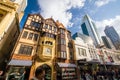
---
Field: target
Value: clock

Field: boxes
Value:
[45,48,51,55]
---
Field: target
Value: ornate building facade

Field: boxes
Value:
[8,14,77,80]
[0,0,27,72]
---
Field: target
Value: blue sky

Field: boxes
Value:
[20,0,120,36]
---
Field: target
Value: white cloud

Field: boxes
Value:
[95,15,120,36]
[95,0,115,7]
[37,0,85,27]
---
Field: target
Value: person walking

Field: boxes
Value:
[31,67,45,80]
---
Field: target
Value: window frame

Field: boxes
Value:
[22,31,28,38]
[34,34,38,41]
[18,44,33,55]
[28,33,33,40]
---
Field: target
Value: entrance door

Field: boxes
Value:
[36,64,51,80]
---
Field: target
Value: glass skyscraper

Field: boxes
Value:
[101,36,115,49]
[104,26,120,50]
[81,14,102,47]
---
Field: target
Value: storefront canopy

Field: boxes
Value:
[8,59,32,66]
[57,63,77,68]
[87,59,100,64]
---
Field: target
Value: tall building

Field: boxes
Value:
[101,36,115,49]
[81,14,102,47]
[0,0,27,72]
[104,26,120,50]
[8,14,77,80]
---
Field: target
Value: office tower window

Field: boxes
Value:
[19,44,33,55]
[22,31,28,38]
[81,23,89,36]
[30,21,40,28]
[104,26,120,50]
[34,34,38,41]
[28,33,33,40]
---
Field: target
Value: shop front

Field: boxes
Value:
[7,59,32,80]
[77,59,100,80]
[55,62,77,80]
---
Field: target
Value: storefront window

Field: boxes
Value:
[8,67,25,80]
[57,67,77,80]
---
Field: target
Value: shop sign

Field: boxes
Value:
[12,54,32,60]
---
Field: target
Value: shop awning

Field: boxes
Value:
[57,63,77,68]
[8,59,32,66]
[87,59,100,64]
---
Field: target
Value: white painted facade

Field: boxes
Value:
[74,37,100,63]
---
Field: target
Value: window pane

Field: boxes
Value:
[45,24,48,29]
[31,21,40,28]
[78,48,80,56]
[18,45,33,55]
[61,39,66,45]
[49,26,52,30]
[34,34,38,41]
[27,47,33,55]
[54,27,57,32]
[18,45,24,54]
[28,33,33,40]
[22,31,28,38]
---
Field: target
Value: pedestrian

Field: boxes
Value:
[31,67,45,80]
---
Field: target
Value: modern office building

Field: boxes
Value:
[8,14,77,80]
[101,36,115,49]
[104,26,120,50]
[81,14,102,47]
[0,0,27,72]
